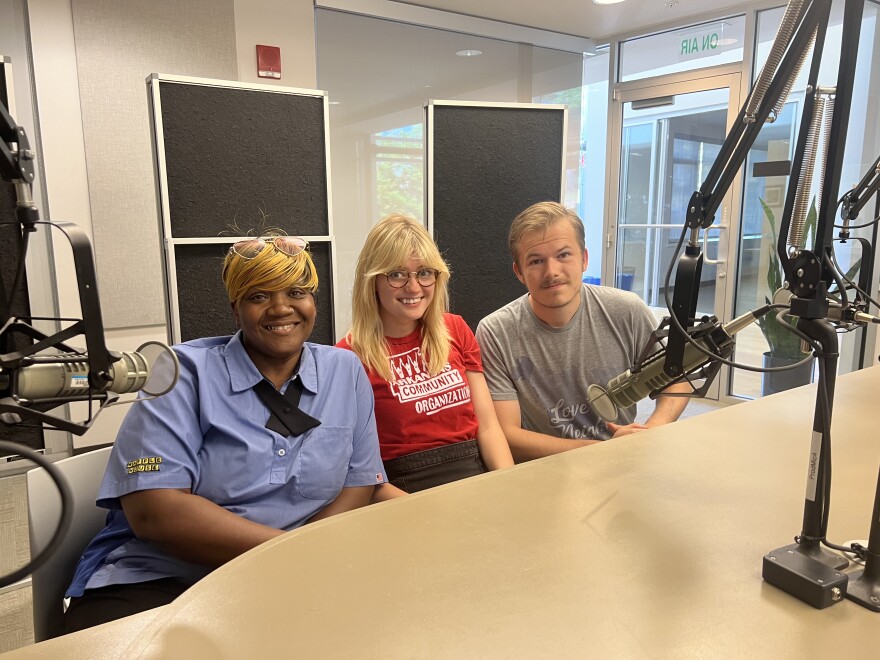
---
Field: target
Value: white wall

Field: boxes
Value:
[233,0,317,88]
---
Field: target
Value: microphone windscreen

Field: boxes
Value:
[135,341,180,397]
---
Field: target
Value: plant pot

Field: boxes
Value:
[760,352,814,397]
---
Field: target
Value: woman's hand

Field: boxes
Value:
[467,371,515,470]
[121,488,284,568]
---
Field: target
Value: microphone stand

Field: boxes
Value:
[839,158,880,612]
[1,77,120,434]
[661,0,879,609]
[847,469,880,610]
[761,313,851,607]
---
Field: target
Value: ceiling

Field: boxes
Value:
[394,0,756,42]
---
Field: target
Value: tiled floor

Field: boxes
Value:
[0,474,34,653]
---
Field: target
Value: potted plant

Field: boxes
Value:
[756,197,815,395]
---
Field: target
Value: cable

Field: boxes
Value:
[659,223,817,374]
[830,242,880,311]
[822,539,868,561]
[772,308,823,352]
[833,214,880,231]
[0,441,73,589]
[834,180,880,229]
[824,252,849,307]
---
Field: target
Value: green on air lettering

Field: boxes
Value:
[681,38,697,54]
[681,33,719,56]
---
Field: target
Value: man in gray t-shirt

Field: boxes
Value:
[475,202,689,462]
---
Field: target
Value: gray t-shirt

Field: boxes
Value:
[475,284,657,440]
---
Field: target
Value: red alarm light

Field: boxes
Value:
[256,45,281,79]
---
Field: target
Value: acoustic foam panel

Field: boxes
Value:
[157,82,329,238]
[430,105,564,331]
[0,171,43,451]
[174,242,334,346]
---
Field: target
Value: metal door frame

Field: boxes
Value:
[606,66,744,400]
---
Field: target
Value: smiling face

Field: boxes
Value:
[513,220,588,327]
[375,256,436,338]
[232,279,316,385]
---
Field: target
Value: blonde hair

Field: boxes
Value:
[348,214,450,381]
[509,201,586,265]
[222,233,319,304]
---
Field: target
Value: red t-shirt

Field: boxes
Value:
[336,314,482,461]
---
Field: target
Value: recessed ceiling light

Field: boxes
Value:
[593,0,627,4]
[456,49,482,57]
[329,101,341,105]
[717,37,738,46]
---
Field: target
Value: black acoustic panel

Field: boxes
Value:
[431,105,564,331]
[0,185,29,322]
[0,65,7,108]
[1,171,43,451]
[174,242,334,346]
[158,82,329,238]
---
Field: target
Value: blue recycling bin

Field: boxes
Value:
[582,273,633,291]
[616,272,634,291]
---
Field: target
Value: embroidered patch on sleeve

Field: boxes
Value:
[127,456,163,474]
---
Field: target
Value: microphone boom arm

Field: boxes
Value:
[1,89,122,434]
[666,0,833,375]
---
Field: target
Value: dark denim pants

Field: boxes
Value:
[383,439,487,493]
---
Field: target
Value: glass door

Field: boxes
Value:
[608,72,742,400]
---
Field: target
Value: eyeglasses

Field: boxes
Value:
[230,236,308,260]
[384,268,439,288]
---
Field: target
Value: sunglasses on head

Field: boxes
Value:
[229,236,308,260]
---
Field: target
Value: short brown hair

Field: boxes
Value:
[508,201,586,264]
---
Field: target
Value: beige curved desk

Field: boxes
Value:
[7,366,880,658]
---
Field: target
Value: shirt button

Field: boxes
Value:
[277,449,286,457]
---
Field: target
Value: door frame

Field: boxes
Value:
[605,65,744,400]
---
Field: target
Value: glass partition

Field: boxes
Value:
[316,9,585,336]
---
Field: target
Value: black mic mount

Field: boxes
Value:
[0,59,178,594]
[1,86,127,435]
[659,0,880,610]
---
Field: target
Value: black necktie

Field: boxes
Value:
[253,377,321,437]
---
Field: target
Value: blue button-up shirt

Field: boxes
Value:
[67,332,385,597]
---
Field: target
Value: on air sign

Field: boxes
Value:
[679,30,722,59]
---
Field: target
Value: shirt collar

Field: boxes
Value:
[224,331,318,394]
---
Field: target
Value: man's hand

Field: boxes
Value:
[607,422,649,438]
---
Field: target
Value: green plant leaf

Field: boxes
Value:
[756,196,810,359]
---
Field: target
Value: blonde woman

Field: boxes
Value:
[338,215,513,494]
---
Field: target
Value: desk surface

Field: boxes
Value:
[7,367,880,658]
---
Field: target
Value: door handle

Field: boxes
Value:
[702,224,727,266]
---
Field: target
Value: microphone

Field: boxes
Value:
[587,308,768,423]
[1,341,179,403]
